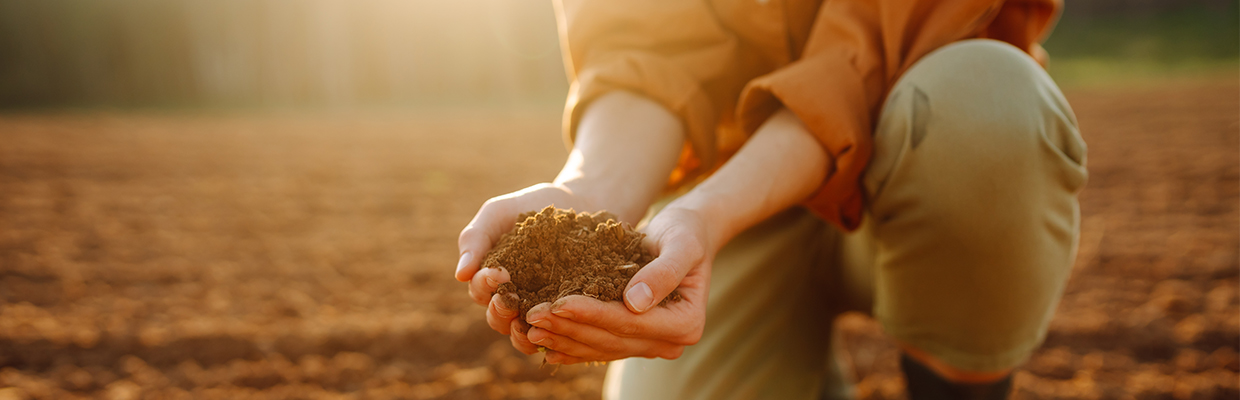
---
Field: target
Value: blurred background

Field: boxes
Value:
[0,1,1236,399]
[0,0,1234,109]
[0,0,567,108]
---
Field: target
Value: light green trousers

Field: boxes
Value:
[604,39,1088,400]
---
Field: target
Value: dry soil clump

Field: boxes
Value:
[483,206,680,320]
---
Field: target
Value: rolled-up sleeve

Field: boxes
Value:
[556,0,761,181]
[558,0,1061,231]
[736,0,1056,230]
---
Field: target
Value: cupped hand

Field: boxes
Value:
[516,206,714,364]
[457,183,596,335]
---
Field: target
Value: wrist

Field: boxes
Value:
[555,178,646,224]
[662,192,732,254]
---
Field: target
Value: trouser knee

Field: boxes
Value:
[868,39,1087,217]
[863,39,1087,372]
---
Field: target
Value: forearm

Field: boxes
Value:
[553,91,684,223]
[665,109,829,253]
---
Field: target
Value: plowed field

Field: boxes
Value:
[1,81,1237,399]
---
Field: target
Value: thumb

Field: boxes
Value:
[624,235,700,313]
[455,202,519,282]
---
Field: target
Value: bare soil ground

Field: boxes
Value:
[0,81,1236,399]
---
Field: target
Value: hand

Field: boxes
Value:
[487,107,826,363]
[456,183,597,339]
[517,206,713,364]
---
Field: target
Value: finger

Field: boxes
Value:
[510,333,539,355]
[509,319,540,355]
[526,326,606,360]
[529,309,687,359]
[468,267,510,305]
[527,303,667,353]
[547,295,702,346]
[457,183,582,282]
[543,349,587,365]
[527,321,682,361]
[456,200,519,282]
[455,227,488,282]
[625,228,704,313]
[486,293,519,334]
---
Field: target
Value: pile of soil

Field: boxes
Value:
[482,206,680,320]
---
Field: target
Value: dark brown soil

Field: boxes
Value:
[484,206,679,321]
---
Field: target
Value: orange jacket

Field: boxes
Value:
[556,0,1061,230]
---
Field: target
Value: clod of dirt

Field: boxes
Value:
[482,206,681,322]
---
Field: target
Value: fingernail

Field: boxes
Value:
[551,309,575,319]
[530,330,551,346]
[530,318,551,329]
[455,252,473,275]
[494,302,514,318]
[626,282,653,313]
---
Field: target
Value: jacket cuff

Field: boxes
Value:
[737,52,872,230]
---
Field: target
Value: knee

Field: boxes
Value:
[869,39,1087,215]
[863,44,1088,372]
[894,39,1065,125]
[905,40,1080,159]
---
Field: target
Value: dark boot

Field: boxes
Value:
[900,354,1013,400]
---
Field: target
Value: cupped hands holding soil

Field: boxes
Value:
[482,206,681,324]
